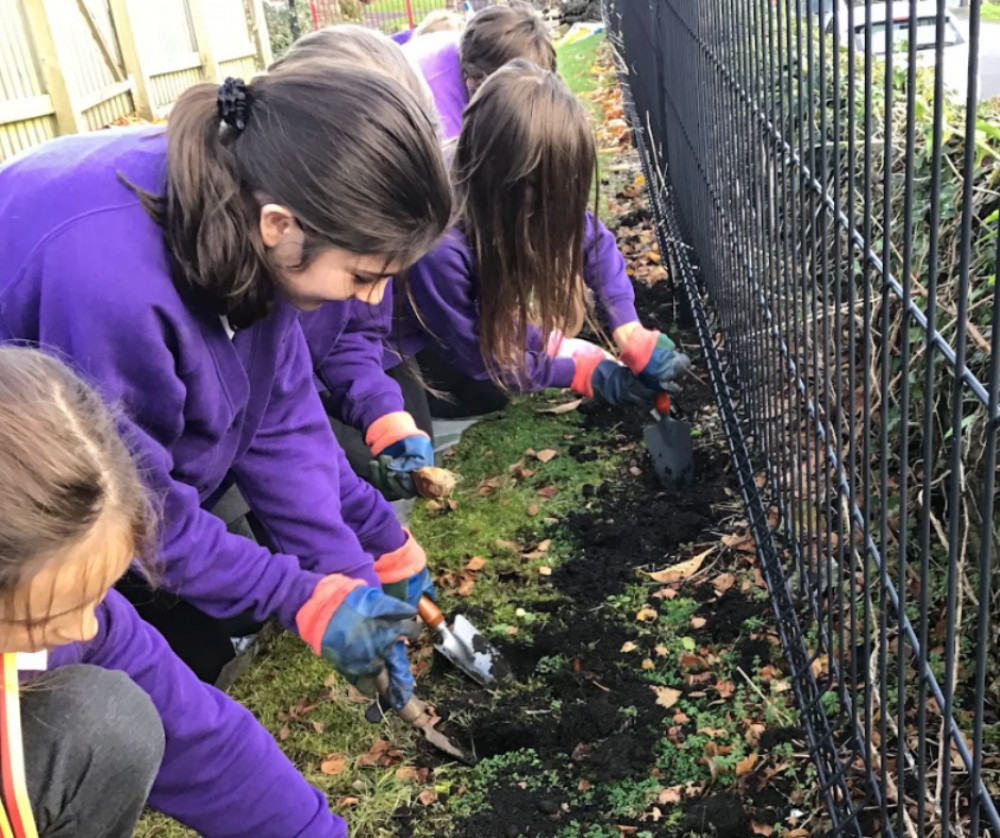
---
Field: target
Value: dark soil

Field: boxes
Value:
[404,277,808,837]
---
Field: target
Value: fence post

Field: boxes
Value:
[107,0,154,120]
[21,0,84,135]
[245,0,274,69]
[185,0,221,83]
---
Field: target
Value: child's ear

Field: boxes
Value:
[258,204,298,249]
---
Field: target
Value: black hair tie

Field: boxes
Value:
[218,77,251,133]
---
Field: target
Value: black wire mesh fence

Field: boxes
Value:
[605,0,1000,835]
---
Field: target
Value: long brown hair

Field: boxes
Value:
[453,59,598,384]
[0,347,157,593]
[135,60,451,328]
[459,5,556,91]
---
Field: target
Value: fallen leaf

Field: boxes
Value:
[538,566,552,576]
[690,616,707,629]
[395,765,419,782]
[279,725,290,741]
[713,573,737,594]
[578,779,592,792]
[641,658,655,670]
[537,485,559,499]
[647,250,661,263]
[321,754,347,775]
[651,686,681,709]
[418,789,438,806]
[644,547,713,584]
[527,504,540,516]
[673,711,690,723]
[494,538,520,553]
[357,739,402,768]
[654,645,669,657]
[617,827,638,834]
[537,539,552,553]
[810,655,829,678]
[744,723,767,747]
[636,608,658,623]
[657,786,683,804]
[412,467,457,499]
[751,823,774,836]
[715,680,736,699]
[620,641,638,653]
[312,721,326,733]
[785,830,810,838]
[536,399,583,415]
[679,654,709,670]
[337,796,360,807]
[535,449,559,463]
[457,574,476,596]
[571,742,593,762]
[736,753,758,777]
[507,625,519,635]
[465,556,486,572]
[722,532,755,554]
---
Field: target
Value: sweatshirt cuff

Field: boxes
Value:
[373,530,427,585]
[296,575,366,655]
[548,356,576,389]
[365,411,429,457]
[620,326,659,375]
[570,354,603,398]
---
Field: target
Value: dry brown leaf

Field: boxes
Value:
[537,539,552,553]
[647,250,661,263]
[312,721,326,734]
[395,765,419,782]
[679,654,709,671]
[494,538,520,553]
[651,686,681,709]
[321,754,347,776]
[620,641,638,653]
[713,573,737,594]
[715,680,736,698]
[744,723,767,747]
[617,827,638,834]
[418,789,438,806]
[657,786,683,804]
[644,547,713,584]
[641,658,655,670]
[810,655,829,678]
[751,823,774,836]
[457,574,476,596]
[527,504,540,516]
[636,608,658,623]
[537,485,559,499]
[538,566,553,577]
[654,644,669,657]
[279,725,290,741]
[578,779,592,792]
[736,753,758,777]
[536,399,583,415]
[535,449,559,463]
[785,830,810,838]
[690,616,707,629]
[465,556,486,572]
[412,467,458,499]
[337,796,360,807]
[652,587,678,600]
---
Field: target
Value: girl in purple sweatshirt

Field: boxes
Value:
[0,60,450,700]
[307,61,689,495]
[0,347,350,838]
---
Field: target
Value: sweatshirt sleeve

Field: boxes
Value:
[0,220,322,631]
[304,299,406,435]
[583,213,640,330]
[408,234,576,392]
[229,322,381,587]
[84,591,345,838]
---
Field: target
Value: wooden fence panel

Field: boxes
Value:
[0,0,271,162]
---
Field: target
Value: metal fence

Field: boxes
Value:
[606,0,1000,835]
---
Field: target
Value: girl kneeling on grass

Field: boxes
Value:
[306,60,689,498]
[0,61,449,696]
[0,347,352,837]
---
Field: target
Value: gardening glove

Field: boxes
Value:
[571,355,658,406]
[382,640,416,710]
[296,577,420,707]
[620,326,690,391]
[365,411,434,500]
[374,529,437,609]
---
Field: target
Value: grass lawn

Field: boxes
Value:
[981,2,1000,23]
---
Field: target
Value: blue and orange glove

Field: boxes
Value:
[366,412,434,500]
[571,354,657,406]
[374,530,436,609]
[620,326,691,391]
[297,577,420,710]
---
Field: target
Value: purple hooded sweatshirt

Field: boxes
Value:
[0,129,408,631]
[402,30,468,139]
[306,216,639,434]
[43,590,343,837]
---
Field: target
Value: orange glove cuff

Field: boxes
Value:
[620,326,660,375]
[373,530,427,585]
[296,575,366,655]
[570,353,603,399]
[365,412,429,458]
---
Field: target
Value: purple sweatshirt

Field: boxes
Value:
[402,30,468,139]
[308,217,640,433]
[0,129,407,630]
[43,590,343,837]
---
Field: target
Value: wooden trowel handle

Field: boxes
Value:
[418,596,446,630]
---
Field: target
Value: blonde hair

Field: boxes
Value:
[415,10,466,36]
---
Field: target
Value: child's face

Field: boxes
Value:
[0,515,134,653]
